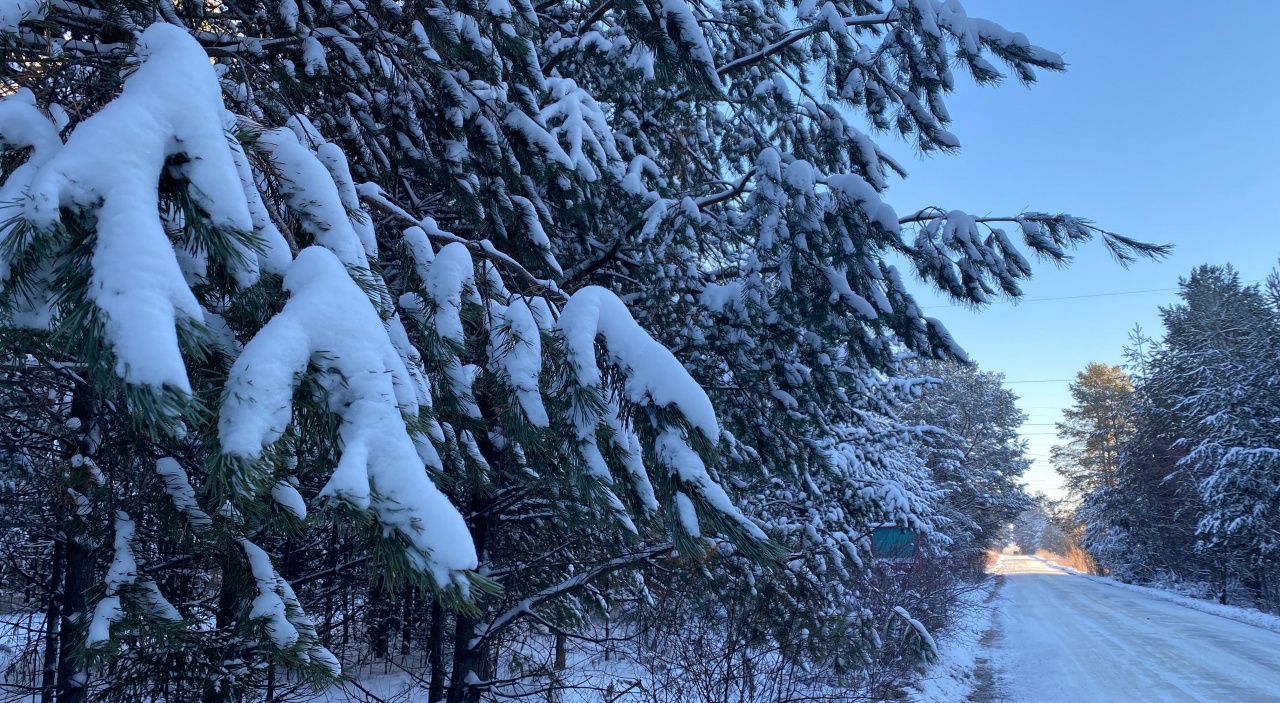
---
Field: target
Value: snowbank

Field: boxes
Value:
[902,580,997,703]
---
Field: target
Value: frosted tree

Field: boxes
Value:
[0,0,1165,700]
[903,361,1031,560]
[1148,266,1280,605]
[1072,268,1280,605]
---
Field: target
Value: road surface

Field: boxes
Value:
[991,556,1280,702]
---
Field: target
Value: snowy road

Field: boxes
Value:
[991,556,1280,702]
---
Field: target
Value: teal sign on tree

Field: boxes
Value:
[871,526,917,560]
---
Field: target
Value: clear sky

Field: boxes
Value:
[882,1,1280,499]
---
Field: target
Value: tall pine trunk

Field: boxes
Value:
[39,538,63,703]
[428,600,446,702]
[447,495,491,703]
[55,382,94,703]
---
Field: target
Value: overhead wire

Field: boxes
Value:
[921,279,1264,310]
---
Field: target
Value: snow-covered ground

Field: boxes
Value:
[903,580,998,703]
[990,555,1280,702]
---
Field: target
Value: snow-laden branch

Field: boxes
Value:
[220,247,477,588]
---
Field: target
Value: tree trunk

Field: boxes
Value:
[447,494,491,703]
[427,600,446,703]
[447,613,484,703]
[368,575,392,662]
[202,556,241,703]
[55,383,94,703]
[55,534,88,703]
[400,584,416,657]
[39,538,63,703]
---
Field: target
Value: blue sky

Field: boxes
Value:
[882,1,1280,498]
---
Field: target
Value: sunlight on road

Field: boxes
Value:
[990,556,1280,702]
[995,556,1068,576]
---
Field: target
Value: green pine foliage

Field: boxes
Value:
[0,1,1161,701]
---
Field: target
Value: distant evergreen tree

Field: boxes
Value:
[1052,363,1134,499]
[1051,362,1136,574]
[903,361,1032,561]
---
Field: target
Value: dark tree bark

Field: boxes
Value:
[55,382,94,703]
[426,599,447,702]
[39,538,63,703]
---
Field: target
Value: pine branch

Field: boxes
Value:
[475,542,675,643]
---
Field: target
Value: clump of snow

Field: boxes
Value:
[240,539,339,674]
[302,37,328,76]
[21,24,256,393]
[487,298,549,427]
[224,112,293,277]
[0,88,61,295]
[540,77,622,183]
[272,479,307,519]
[826,172,900,232]
[557,286,717,441]
[241,539,301,648]
[307,133,378,259]
[403,241,482,419]
[657,0,720,85]
[155,457,213,528]
[220,247,477,586]
[87,512,182,647]
[424,242,475,346]
[258,127,373,272]
[603,403,658,513]
[556,286,765,542]
[401,225,436,281]
[655,429,765,541]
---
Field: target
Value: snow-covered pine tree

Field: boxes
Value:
[1,0,1165,699]
[902,361,1031,561]
[1081,326,1199,583]
[1065,269,1280,606]
[1150,266,1280,606]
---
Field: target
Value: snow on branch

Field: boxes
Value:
[155,457,213,529]
[86,511,182,649]
[557,286,765,545]
[541,76,623,183]
[405,241,482,419]
[0,88,62,324]
[559,286,717,441]
[219,246,477,588]
[240,539,342,674]
[487,297,550,428]
[258,126,374,273]
[18,24,260,393]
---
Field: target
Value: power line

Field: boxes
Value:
[923,279,1265,310]
[923,286,1176,309]
[1004,379,1073,384]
